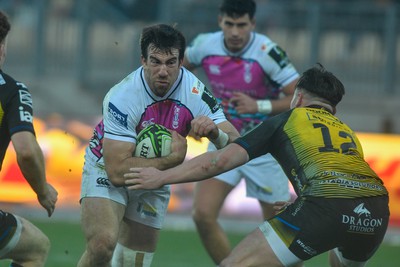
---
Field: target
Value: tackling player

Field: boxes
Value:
[125,64,390,267]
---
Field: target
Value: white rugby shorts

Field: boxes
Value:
[208,142,290,203]
[80,159,170,229]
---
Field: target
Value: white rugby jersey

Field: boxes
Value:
[86,66,226,164]
[186,31,299,134]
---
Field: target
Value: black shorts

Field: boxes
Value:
[0,210,18,250]
[268,195,390,262]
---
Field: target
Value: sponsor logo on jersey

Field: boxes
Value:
[244,62,253,83]
[137,202,157,218]
[341,203,383,233]
[141,118,155,129]
[268,46,290,69]
[201,87,220,114]
[191,80,203,95]
[209,64,221,75]
[108,102,128,128]
[296,239,317,256]
[191,87,199,94]
[353,203,371,217]
[96,177,110,188]
[172,105,180,129]
[89,121,104,160]
[19,106,33,123]
[19,89,33,107]
[16,82,28,89]
[261,43,267,51]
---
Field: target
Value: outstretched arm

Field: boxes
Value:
[124,143,249,190]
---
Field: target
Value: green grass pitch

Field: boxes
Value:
[0,220,398,267]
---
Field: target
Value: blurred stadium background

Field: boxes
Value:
[0,0,399,265]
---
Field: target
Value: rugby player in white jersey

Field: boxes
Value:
[77,24,239,267]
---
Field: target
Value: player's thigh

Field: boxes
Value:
[80,197,125,241]
[3,216,49,262]
[193,178,235,217]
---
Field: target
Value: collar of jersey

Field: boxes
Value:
[306,104,333,114]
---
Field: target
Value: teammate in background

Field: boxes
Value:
[183,0,299,263]
[0,10,58,267]
[77,24,239,267]
[125,64,390,267]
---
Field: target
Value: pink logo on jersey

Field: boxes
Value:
[137,100,193,136]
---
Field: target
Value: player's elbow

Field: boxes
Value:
[106,171,125,187]
[212,153,232,172]
[210,144,248,173]
[15,145,37,163]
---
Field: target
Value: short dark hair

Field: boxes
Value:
[219,0,256,19]
[0,11,11,43]
[140,24,186,61]
[296,63,345,107]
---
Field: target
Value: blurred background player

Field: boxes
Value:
[0,10,58,267]
[183,0,299,264]
[125,63,390,267]
[78,24,239,267]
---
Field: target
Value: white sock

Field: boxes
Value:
[112,243,154,267]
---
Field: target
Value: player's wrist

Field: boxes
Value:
[211,129,229,149]
[257,100,272,114]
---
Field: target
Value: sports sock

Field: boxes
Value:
[112,243,154,267]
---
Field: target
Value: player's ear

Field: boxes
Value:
[332,106,337,115]
[251,18,256,29]
[218,15,223,28]
[290,89,302,109]
[141,55,146,65]
[0,42,4,59]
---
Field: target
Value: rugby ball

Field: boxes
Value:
[134,124,172,158]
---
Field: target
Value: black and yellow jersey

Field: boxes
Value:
[0,70,35,169]
[234,105,388,198]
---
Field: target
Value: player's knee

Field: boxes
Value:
[37,233,50,260]
[219,257,238,267]
[192,206,216,225]
[329,248,347,267]
[112,243,154,267]
[87,235,116,264]
[23,223,50,264]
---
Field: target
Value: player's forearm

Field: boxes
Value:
[17,143,48,197]
[161,144,247,185]
[108,154,185,186]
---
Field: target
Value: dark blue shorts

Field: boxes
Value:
[269,195,390,261]
[0,210,18,250]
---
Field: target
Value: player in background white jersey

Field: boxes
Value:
[77,24,239,267]
[183,0,300,264]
